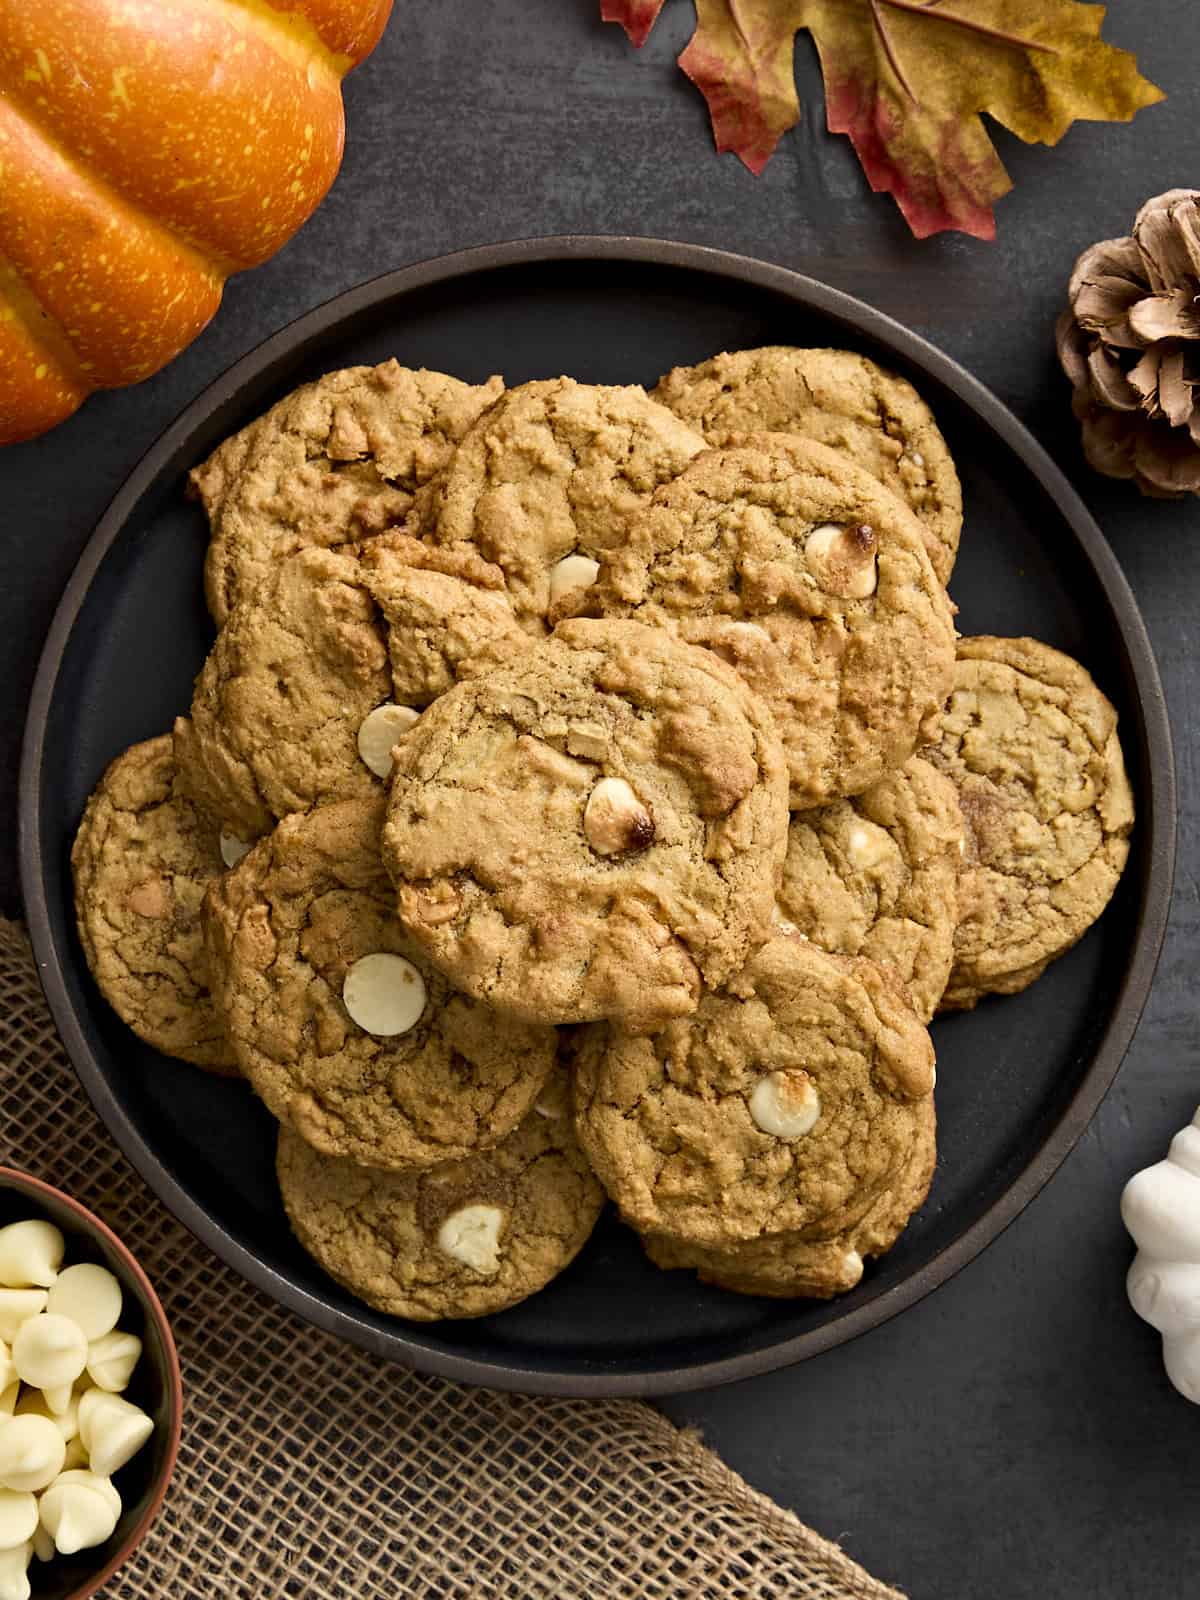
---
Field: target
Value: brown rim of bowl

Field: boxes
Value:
[0,1166,182,1597]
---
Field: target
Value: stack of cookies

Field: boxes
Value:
[71,350,1135,1321]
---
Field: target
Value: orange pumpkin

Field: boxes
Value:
[0,0,392,445]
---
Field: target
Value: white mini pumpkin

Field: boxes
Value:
[1122,1107,1200,1401]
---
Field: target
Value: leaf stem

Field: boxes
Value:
[880,0,1061,56]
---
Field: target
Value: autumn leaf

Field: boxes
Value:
[602,0,1165,239]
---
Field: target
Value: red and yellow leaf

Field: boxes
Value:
[602,0,1165,239]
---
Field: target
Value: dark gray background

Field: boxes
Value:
[3,5,1199,1596]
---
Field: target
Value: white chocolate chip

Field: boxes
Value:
[907,449,925,467]
[86,1330,142,1394]
[39,1386,73,1419]
[357,703,420,779]
[0,1493,35,1554]
[548,553,600,607]
[845,820,894,871]
[31,1526,52,1564]
[583,778,655,857]
[46,1264,122,1344]
[842,1249,864,1280]
[0,1416,65,1493]
[770,905,800,936]
[15,1387,79,1442]
[0,1542,30,1600]
[219,832,252,869]
[436,1205,505,1276]
[78,1392,153,1478]
[54,1472,120,1523]
[75,1388,104,1433]
[0,1390,16,1421]
[749,1070,822,1139]
[56,1469,119,1521]
[38,1473,118,1556]
[0,1224,63,1290]
[805,523,879,600]
[12,1315,87,1392]
[342,953,427,1037]
[0,1295,46,1347]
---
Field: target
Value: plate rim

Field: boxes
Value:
[18,233,1178,1397]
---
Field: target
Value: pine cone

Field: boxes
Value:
[1057,189,1200,499]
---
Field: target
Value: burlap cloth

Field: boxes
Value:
[0,918,903,1600]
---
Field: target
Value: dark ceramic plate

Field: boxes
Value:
[20,238,1176,1397]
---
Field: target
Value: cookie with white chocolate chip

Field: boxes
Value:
[414,377,706,632]
[642,1096,936,1299]
[569,436,956,809]
[196,361,505,625]
[204,797,558,1170]
[276,1073,605,1320]
[652,346,962,584]
[924,635,1135,1010]
[777,758,965,1022]
[381,617,791,1032]
[174,531,526,843]
[572,936,935,1252]
[71,735,237,1073]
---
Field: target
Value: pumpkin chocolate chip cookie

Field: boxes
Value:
[415,377,706,631]
[925,635,1135,1010]
[776,757,965,1022]
[381,617,790,1032]
[195,361,504,624]
[276,1073,604,1320]
[652,346,962,584]
[174,532,525,843]
[71,735,237,1073]
[573,435,956,809]
[642,1096,936,1299]
[204,797,558,1170]
[572,935,935,1249]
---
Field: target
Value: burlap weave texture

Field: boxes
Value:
[0,919,902,1600]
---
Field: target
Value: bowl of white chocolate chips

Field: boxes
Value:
[0,1171,181,1600]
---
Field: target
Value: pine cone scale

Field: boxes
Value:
[1086,343,1142,411]
[1128,288,1200,345]
[1158,349,1193,429]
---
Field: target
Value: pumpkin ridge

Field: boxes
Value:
[0,0,351,271]
[0,91,225,389]
[0,254,90,445]
[200,0,353,78]
[0,55,241,281]
[0,248,88,384]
